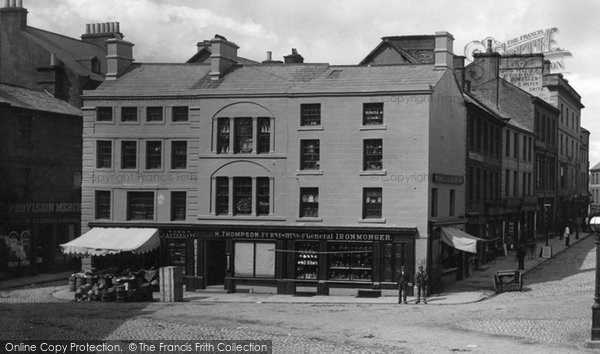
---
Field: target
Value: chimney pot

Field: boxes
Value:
[266,51,272,61]
[10,0,15,7]
[85,24,91,34]
[487,39,493,53]
[95,23,101,33]
[115,22,120,33]
[50,53,58,66]
[3,0,8,8]
[16,0,21,7]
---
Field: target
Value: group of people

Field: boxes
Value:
[397,265,429,304]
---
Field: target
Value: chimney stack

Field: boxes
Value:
[284,48,304,64]
[434,31,454,70]
[105,37,134,80]
[81,21,123,49]
[209,34,239,80]
[0,0,27,30]
[453,55,466,90]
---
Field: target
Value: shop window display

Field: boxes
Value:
[295,242,318,280]
[327,243,372,281]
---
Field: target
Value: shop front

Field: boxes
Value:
[158,226,417,295]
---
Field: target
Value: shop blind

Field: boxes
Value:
[254,243,275,277]
[234,242,254,277]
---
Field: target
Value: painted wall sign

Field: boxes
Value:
[160,229,198,238]
[214,231,392,241]
[464,28,572,74]
[8,203,81,215]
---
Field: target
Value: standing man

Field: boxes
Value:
[565,222,571,247]
[397,265,410,304]
[414,265,429,304]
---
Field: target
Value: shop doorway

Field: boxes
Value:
[206,240,226,285]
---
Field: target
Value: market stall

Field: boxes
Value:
[60,228,160,302]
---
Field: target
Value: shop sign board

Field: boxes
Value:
[160,229,198,238]
[8,202,80,215]
[214,230,392,242]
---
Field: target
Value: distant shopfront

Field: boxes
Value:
[0,202,80,278]
[156,225,416,295]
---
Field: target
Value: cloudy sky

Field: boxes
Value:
[24,0,600,165]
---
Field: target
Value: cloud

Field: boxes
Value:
[22,0,600,166]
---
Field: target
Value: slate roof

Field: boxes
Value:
[591,162,600,172]
[24,27,106,81]
[0,83,82,116]
[464,92,510,121]
[88,63,445,97]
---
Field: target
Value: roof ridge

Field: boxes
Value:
[27,26,105,51]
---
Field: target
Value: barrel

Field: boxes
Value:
[68,276,76,292]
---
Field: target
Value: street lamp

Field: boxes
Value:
[589,214,600,340]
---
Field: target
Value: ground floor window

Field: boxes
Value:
[165,238,187,275]
[295,242,319,279]
[327,243,372,281]
[234,242,275,277]
[381,242,407,282]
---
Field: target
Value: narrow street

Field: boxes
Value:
[0,235,598,353]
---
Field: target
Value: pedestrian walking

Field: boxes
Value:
[397,265,410,304]
[565,225,571,247]
[414,266,429,304]
[561,225,570,241]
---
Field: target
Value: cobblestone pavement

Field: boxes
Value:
[0,237,598,353]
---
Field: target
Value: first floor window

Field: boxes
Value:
[363,102,383,125]
[363,188,382,219]
[233,177,252,215]
[300,103,321,126]
[300,140,320,170]
[95,190,111,219]
[127,191,154,220]
[146,141,162,169]
[171,191,186,221]
[171,141,187,169]
[300,187,319,218]
[364,139,383,170]
[215,177,229,215]
[96,140,112,168]
[256,177,270,216]
[121,141,137,169]
[234,242,275,277]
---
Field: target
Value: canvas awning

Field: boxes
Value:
[60,228,159,256]
[440,227,485,254]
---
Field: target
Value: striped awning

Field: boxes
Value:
[60,228,159,256]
